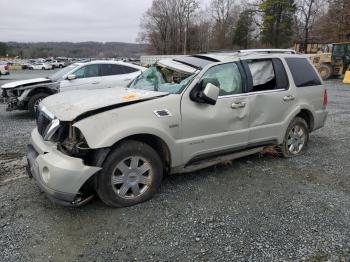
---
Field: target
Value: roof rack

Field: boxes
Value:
[237,49,296,54]
[206,49,296,54]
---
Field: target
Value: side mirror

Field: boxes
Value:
[67,74,76,80]
[199,83,220,105]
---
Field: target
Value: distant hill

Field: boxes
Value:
[5,42,148,58]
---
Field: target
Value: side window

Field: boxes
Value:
[101,64,139,76]
[246,59,288,92]
[73,66,86,79]
[73,65,100,79]
[272,58,289,90]
[122,66,139,74]
[285,58,321,87]
[101,64,124,76]
[201,63,242,96]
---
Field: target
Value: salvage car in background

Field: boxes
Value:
[28,63,53,70]
[26,50,328,207]
[0,64,10,76]
[49,60,66,68]
[1,60,145,115]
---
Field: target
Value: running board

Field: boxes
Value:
[173,147,264,174]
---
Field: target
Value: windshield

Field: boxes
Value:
[129,65,195,94]
[49,64,79,81]
[332,44,347,55]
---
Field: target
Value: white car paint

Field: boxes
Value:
[41,88,166,121]
[59,61,145,91]
[1,78,51,89]
[28,63,53,70]
[0,64,9,75]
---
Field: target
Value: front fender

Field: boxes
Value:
[73,100,182,167]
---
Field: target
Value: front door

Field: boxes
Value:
[180,62,249,164]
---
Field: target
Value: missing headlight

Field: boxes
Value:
[58,125,91,158]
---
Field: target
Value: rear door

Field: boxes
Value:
[60,64,102,91]
[242,58,295,145]
[100,64,141,88]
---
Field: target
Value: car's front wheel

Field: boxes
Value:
[281,117,309,158]
[28,93,49,117]
[96,140,163,207]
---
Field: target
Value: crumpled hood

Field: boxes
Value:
[41,88,168,121]
[1,78,52,89]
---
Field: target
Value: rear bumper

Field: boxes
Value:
[26,128,101,206]
[313,109,328,131]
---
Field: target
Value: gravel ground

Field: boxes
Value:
[0,77,349,261]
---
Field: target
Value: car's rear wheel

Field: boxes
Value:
[28,93,49,117]
[281,117,309,158]
[96,140,163,207]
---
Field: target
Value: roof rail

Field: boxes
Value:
[206,49,296,54]
[237,49,296,54]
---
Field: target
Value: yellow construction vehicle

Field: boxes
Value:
[308,42,350,80]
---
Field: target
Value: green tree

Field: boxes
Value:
[260,0,297,47]
[233,10,254,49]
[0,42,8,56]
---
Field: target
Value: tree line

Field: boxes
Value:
[0,42,147,59]
[138,0,350,54]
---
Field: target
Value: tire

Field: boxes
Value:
[96,140,163,207]
[42,67,45,70]
[280,117,309,158]
[28,93,49,117]
[318,63,332,80]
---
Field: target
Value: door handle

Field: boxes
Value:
[231,101,246,109]
[124,78,132,81]
[283,95,295,101]
[91,81,100,84]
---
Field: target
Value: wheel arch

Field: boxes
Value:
[27,87,57,98]
[296,108,315,131]
[115,134,171,175]
[88,133,172,176]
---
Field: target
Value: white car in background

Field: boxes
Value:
[49,60,66,68]
[1,60,146,115]
[0,64,10,76]
[28,63,53,70]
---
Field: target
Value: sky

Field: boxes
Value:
[0,0,154,43]
[0,0,210,43]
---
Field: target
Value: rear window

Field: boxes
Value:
[101,64,139,76]
[285,58,321,87]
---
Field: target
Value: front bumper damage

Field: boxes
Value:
[26,128,101,206]
[5,97,26,111]
[2,88,27,111]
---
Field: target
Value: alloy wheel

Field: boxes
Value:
[287,124,306,154]
[111,156,153,199]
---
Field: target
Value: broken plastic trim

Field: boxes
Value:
[73,94,169,122]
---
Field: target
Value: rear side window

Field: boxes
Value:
[101,64,139,76]
[285,58,321,87]
[122,66,139,74]
[244,58,288,92]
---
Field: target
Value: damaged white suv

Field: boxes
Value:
[27,50,328,207]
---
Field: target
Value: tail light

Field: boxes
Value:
[4,65,8,70]
[323,89,328,108]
